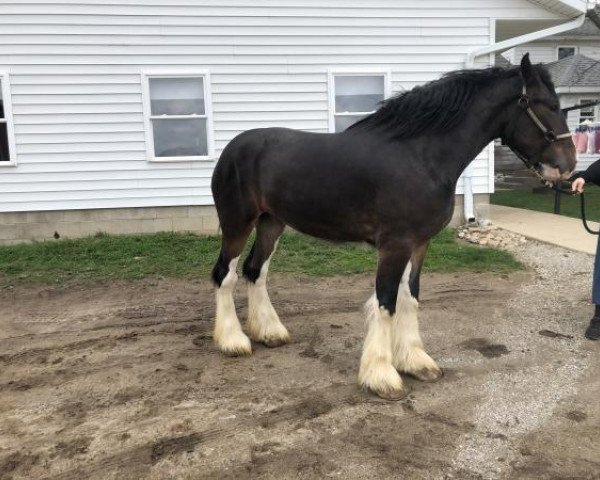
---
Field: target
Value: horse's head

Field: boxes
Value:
[502,53,576,182]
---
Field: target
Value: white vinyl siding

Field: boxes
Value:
[0,0,570,212]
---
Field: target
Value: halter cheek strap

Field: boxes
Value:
[518,85,572,143]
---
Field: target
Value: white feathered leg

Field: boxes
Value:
[213,257,252,356]
[247,245,290,347]
[358,294,410,400]
[391,263,442,381]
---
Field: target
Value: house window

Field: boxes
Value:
[579,98,597,124]
[142,73,213,161]
[329,74,389,132]
[557,46,577,60]
[0,73,16,166]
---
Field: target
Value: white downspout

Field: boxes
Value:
[463,164,476,224]
[462,12,587,224]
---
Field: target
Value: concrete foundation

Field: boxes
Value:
[0,206,220,245]
[0,194,489,245]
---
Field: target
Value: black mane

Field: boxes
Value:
[347,64,554,139]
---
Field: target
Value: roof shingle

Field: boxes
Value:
[545,53,600,88]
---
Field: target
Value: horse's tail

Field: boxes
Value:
[211,129,266,237]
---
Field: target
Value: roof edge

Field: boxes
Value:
[587,4,600,28]
[529,0,590,16]
[556,0,591,14]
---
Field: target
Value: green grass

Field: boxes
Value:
[491,187,600,223]
[0,229,522,287]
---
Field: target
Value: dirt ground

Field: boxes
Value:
[1,241,600,480]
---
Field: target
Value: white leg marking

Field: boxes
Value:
[391,262,442,381]
[214,257,252,356]
[358,294,408,400]
[247,242,290,347]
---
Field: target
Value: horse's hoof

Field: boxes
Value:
[215,332,253,357]
[367,384,411,401]
[222,346,252,357]
[408,367,444,382]
[262,336,290,348]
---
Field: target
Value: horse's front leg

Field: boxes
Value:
[358,244,412,400]
[391,241,443,382]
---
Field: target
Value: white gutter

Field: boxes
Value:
[462,12,587,224]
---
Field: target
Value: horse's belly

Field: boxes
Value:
[266,199,376,244]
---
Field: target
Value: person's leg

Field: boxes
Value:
[586,235,600,340]
[585,308,600,340]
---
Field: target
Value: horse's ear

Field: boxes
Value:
[520,53,537,84]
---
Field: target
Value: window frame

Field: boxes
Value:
[141,70,214,162]
[579,97,598,124]
[556,45,578,61]
[0,72,17,167]
[328,70,392,133]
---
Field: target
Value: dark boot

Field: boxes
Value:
[585,317,600,341]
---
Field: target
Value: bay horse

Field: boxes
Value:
[210,54,576,400]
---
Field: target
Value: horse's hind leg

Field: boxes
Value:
[391,241,443,382]
[243,213,290,347]
[212,224,254,356]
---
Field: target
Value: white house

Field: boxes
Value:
[0,0,593,243]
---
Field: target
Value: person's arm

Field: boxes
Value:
[581,158,600,185]
[572,158,600,193]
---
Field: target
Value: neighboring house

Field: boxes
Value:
[0,1,592,243]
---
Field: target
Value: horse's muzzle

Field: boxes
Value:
[540,164,573,182]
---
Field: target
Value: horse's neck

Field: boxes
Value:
[432,76,520,183]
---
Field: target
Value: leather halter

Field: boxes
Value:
[509,83,572,185]
[517,84,572,143]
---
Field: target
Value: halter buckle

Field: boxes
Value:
[518,94,530,109]
[544,130,557,143]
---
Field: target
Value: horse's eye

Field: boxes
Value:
[551,104,559,112]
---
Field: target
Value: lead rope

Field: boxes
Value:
[535,177,599,235]
[579,192,599,235]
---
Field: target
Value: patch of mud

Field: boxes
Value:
[150,433,203,464]
[564,410,588,422]
[53,437,93,459]
[460,337,511,358]
[0,451,40,478]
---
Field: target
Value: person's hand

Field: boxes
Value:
[572,177,586,194]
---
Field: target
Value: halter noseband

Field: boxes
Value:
[518,84,572,144]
